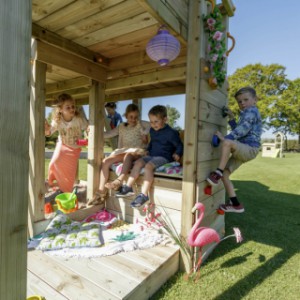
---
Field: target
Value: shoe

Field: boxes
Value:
[219,203,245,213]
[115,185,135,197]
[130,193,149,208]
[206,170,223,186]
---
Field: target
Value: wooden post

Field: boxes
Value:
[180,0,206,272]
[0,1,31,299]
[87,81,105,200]
[28,39,47,231]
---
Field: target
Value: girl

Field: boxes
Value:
[88,103,150,205]
[45,93,89,193]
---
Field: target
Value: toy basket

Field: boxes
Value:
[55,192,78,213]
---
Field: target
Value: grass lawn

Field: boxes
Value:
[151,153,300,300]
[45,153,300,299]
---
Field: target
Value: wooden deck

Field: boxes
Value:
[27,244,179,300]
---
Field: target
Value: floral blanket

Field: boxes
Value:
[28,210,167,258]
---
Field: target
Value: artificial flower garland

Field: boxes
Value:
[203,5,227,88]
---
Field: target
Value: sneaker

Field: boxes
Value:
[206,170,223,186]
[219,203,245,213]
[130,193,149,208]
[115,185,135,197]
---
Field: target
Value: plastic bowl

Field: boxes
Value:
[55,193,77,210]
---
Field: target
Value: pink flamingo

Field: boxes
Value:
[186,202,220,280]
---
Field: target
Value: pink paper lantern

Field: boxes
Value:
[146,26,181,66]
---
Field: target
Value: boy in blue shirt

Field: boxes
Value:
[116,105,183,208]
[207,87,262,213]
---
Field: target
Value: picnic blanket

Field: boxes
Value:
[28,210,167,258]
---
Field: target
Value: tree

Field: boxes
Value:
[268,78,300,148]
[166,105,181,130]
[228,63,288,121]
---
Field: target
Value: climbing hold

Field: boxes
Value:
[212,134,220,147]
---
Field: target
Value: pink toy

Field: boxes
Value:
[83,209,116,224]
[186,202,220,281]
[76,139,88,146]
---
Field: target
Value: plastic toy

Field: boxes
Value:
[77,139,88,146]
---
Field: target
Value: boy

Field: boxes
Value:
[207,86,262,213]
[116,105,183,208]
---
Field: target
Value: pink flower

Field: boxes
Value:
[207,18,216,26]
[210,54,218,62]
[213,31,223,41]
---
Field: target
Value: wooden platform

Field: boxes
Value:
[27,243,179,300]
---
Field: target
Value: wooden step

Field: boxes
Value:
[27,244,179,300]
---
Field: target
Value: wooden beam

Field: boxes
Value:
[29,41,47,227]
[46,77,91,94]
[106,86,186,101]
[137,0,188,43]
[87,81,105,200]
[0,1,31,298]
[32,23,109,67]
[106,66,186,91]
[46,87,90,101]
[36,41,107,83]
[180,0,205,273]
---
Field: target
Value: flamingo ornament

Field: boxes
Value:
[186,202,220,281]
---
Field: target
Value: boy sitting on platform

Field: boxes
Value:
[116,105,183,208]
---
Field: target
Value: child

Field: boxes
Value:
[105,102,123,129]
[206,86,262,213]
[116,105,183,208]
[45,93,89,193]
[88,103,150,205]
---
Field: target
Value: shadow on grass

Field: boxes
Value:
[151,180,300,299]
[203,180,300,300]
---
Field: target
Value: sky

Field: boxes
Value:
[48,0,299,138]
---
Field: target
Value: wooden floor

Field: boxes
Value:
[27,244,179,300]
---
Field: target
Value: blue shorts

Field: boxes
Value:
[142,156,169,169]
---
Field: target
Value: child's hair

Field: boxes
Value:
[105,102,117,109]
[123,103,140,126]
[52,93,78,123]
[234,86,257,99]
[124,103,139,117]
[148,105,167,119]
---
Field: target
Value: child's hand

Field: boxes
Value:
[141,134,148,144]
[45,119,51,135]
[172,153,180,162]
[227,108,234,119]
[215,131,224,141]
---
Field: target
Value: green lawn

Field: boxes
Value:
[45,153,300,299]
[151,153,300,300]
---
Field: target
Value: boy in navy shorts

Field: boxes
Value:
[116,105,183,208]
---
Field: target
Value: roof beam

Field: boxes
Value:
[36,41,107,83]
[46,77,91,94]
[106,66,186,91]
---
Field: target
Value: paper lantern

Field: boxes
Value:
[146,25,181,66]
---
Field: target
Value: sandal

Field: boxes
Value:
[105,179,122,191]
[87,190,107,206]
